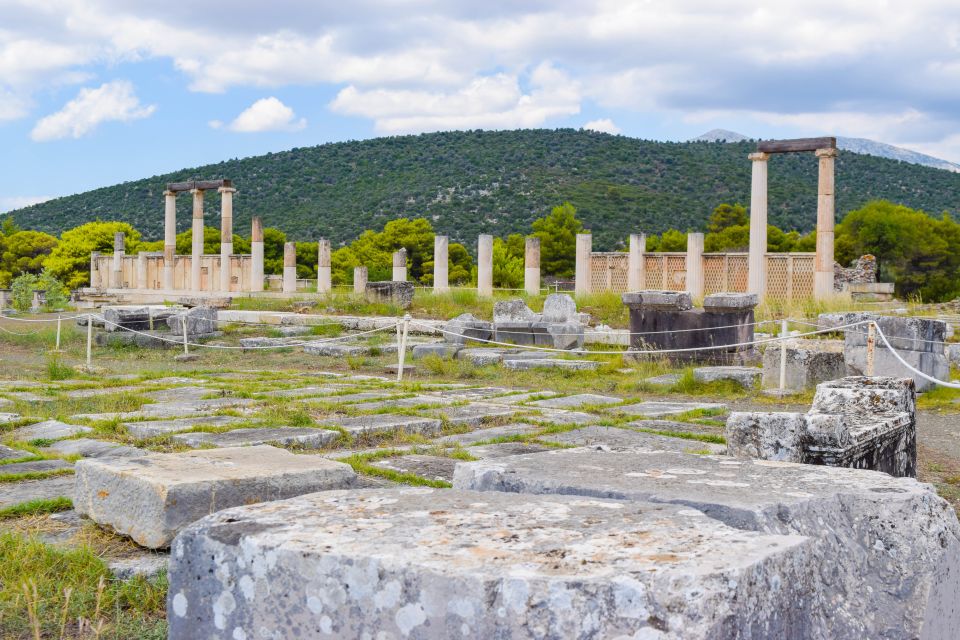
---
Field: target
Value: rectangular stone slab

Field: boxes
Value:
[171,427,340,449]
[123,416,243,439]
[611,401,725,418]
[427,403,520,427]
[11,420,92,441]
[538,426,725,454]
[528,393,623,409]
[168,488,816,639]
[73,445,356,549]
[317,414,442,437]
[453,447,960,639]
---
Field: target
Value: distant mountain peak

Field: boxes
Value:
[692,129,749,143]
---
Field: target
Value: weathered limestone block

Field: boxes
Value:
[365,281,414,309]
[541,293,578,322]
[168,488,818,639]
[167,307,218,336]
[12,420,91,441]
[171,427,341,449]
[73,446,356,548]
[103,305,183,332]
[693,365,761,389]
[701,292,758,313]
[546,322,584,349]
[457,348,505,365]
[761,340,846,391]
[503,358,599,371]
[726,412,807,462]
[843,315,948,391]
[454,447,960,639]
[621,290,692,310]
[412,342,462,359]
[492,321,550,347]
[492,299,538,323]
[539,425,726,453]
[443,313,493,345]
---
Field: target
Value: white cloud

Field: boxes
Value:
[30,80,155,141]
[223,97,306,133]
[583,118,621,134]
[0,195,54,213]
[330,62,580,133]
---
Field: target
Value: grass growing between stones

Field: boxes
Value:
[0,468,74,483]
[917,384,960,412]
[0,497,73,519]
[0,532,167,639]
[337,450,453,488]
[666,369,751,398]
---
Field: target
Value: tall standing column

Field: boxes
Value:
[433,235,449,294]
[747,152,770,298]
[317,238,332,295]
[354,266,368,295]
[283,242,297,294]
[686,232,705,299]
[477,234,493,297]
[112,232,125,288]
[219,187,235,292]
[393,249,407,281]
[815,148,837,299]
[628,233,646,291]
[524,236,541,296]
[163,190,176,291]
[575,233,592,297]
[190,189,205,292]
[250,217,264,292]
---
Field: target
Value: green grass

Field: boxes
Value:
[0,531,167,639]
[337,449,452,488]
[0,497,72,519]
[0,468,74,483]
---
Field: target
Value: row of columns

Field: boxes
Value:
[163,187,243,293]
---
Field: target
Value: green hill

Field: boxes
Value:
[9,129,960,250]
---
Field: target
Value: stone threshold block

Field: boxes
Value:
[44,438,146,459]
[171,427,341,449]
[317,414,442,438]
[168,488,816,639]
[454,447,960,639]
[74,445,356,549]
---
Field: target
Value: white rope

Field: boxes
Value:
[872,323,960,389]
[0,325,39,336]
[0,314,88,323]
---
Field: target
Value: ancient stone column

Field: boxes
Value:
[686,232,705,299]
[112,232,125,288]
[477,234,493,297]
[575,233,592,297]
[219,186,235,292]
[433,235,449,294]
[628,233,646,291]
[815,148,837,299]
[524,236,541,296]
[250,217,264,292]
[747,152,770,298]
[392,249,407,282]
[190,189,205,291]
[163,190,176,290]
[354,266,368,295]
[136,252,147,289]
[283,242,297,294]
[317,238,332,295]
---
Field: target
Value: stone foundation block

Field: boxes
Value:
[761,340,846,391]
[365,281,414,309]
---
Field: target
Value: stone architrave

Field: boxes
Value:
[524,236,540,296]
[163,190,176,290]
[477,234,493,297]
[317,238,332,294]
[686,232,704,298]
[434,235,449,293]
[747,152,769,298]
[190,189,204,292]
[815,148,837,299]
[282,242,297,294]
[218,186,235,292]
[250,217,264,292]
[392,249,407,282]
[575,233,592,297]
[112,232,125,288]
[353,266,368,295]
[628,233,645,291]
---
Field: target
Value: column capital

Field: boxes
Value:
[218,187,237,194]
[748,152,770,162]
[163,190,177,197]
[190,188,204,196]
[815,148,838,159]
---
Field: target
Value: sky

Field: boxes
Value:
[2,0,960,213]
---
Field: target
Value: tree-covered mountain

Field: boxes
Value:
[8,129,960,251]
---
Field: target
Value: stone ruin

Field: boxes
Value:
[834,254,895,301]
[91,304,220,348]
[622,290,758,363]
[727,376,916,477]
[365,280,415,309]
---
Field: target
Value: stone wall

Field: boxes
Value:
[833,254,877,291]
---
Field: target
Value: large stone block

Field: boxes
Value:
[454,447,960,639]
[541,293,578,322]
[702,292,758,313]
[443,313,493,345]
[761,340,846,391]
[73,446,356,548]
[492,299,537,323]
[621,290,692,310]
[365,281,414,309]
[693,365,761,389]
[169,488,818,639]
[103,305,182,332]
[725,412,807,462]
[167,307,218,336]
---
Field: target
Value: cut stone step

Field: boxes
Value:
[168,488,816,639]
[503,358,599,371]
[524,409,601,426]
[369,455,458,482]
[453,447,960,639]
[44,439,146,459]
[528,393,623,409]
[11,420,92,441]
[317,414,442,438]
[610,401,726,418]
[123,416,244,439]
[436,423,543,445]
[537,425,725,454]
[73,445,357,549]
[428,403,521,427]
[0,444,31,460]
[171,427,340,449]
[1,459,73,475]
[0,475,75,509]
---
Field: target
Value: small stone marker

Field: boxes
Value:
[73,445,356,549]
[168,488,816,639]
[171,427,340,449]
[11,420,92,441]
